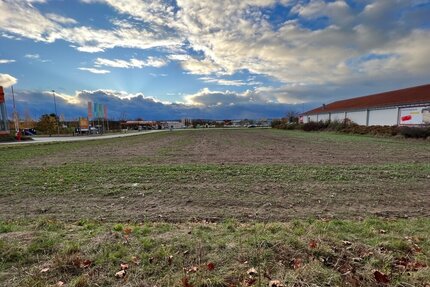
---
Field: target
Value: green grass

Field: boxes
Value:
[0,218,429,286]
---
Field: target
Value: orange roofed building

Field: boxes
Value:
[301,84,430,126]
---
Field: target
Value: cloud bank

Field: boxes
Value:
[4,89,306,120]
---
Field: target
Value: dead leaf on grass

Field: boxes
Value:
[269,280,285,287]
[124,227,133,235]
[247,267,258,277]
[182,276,193,287]
[373,270,389,284]
[120,263,129,270]
[115,270,126,279]
[40,267,50,273]
[56,281,65,286]
[131,256,140,265]
[207,262,215,271]
[168,255,173,265]
[342,240,352,246]
[291,258,302,269]
[187,266,198,273]
[394,257,427,271]
[82,259,92,268]
[308,239,318,249]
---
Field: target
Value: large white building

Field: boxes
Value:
[301,84,430,126]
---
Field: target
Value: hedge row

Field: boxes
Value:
[272,120,430,139]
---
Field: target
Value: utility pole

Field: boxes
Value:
[52,90,60,135]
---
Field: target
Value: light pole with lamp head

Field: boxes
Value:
[52,90,60,135]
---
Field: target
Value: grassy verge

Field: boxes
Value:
[1,218,429,287]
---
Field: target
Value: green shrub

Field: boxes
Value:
[302,121,330,131]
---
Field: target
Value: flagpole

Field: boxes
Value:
[11,86,19,132]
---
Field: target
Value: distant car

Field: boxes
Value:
[248,125,256,128]
[23,128,36,136]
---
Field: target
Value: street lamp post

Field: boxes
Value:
[52,90,60,135]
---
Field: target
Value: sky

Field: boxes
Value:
[0,0,429,120]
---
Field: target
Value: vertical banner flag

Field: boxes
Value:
[87,102,93,119]
[0,86,4,104]
[104,105,108,120]
[94,102,99,118]
[0,86,5,103]
[98,103,103,119]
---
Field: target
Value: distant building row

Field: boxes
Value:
[301,84,430,126]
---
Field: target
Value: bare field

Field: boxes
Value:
[1,129,429,222]
[1,129,430,287]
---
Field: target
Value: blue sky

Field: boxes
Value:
[0,0,430,120]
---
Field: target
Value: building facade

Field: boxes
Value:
[301,84,430,126]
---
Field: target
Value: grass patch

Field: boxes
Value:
[0,218,429,286]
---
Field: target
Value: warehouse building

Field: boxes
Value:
[301,84,430,126]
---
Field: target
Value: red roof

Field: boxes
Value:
[304,84,430,115]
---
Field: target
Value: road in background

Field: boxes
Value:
[1,130,166,145]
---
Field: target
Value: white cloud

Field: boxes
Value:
[199,77,246,86]
[94,57,168,69]
[0,59,16,64]
[45,13,78,25]
[24,54,40,59]
[0,73,18,88]
[24,53,50,62]
[75,46,105,53]
[184,87,277,106]
[0,0,429,105]
[78,67,111,74]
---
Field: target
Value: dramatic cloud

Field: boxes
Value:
[0,0,429,115]
[0,73,18,88]
[6,88,304,120]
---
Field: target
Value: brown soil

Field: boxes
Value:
[1,129,429,222]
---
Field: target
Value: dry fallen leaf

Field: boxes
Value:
[247,267,258,277]
[187,266,198,273]
[82,259,92,268]
[181,276,193,287]
[373,270,389,284]
[342,240,352,246]
[40,267,50,273]
[269,280,285,287]
[207,262,215,271]
[56,281,65,286]
[120,263,129,270]
[308,239,318,249]
[124,227,133,235]
[115,270,126,279]
[131,256,140,265]
[292,258,302,269]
